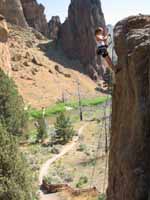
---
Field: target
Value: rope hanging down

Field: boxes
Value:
[88,35,114,196]
[88,85,112,194]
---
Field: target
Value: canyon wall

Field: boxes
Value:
[0,0,48,36]
[48,16,61,40]
[0,0,28,27]
[21,0,49,36]
[107,15,150,200]
[60,0,106,79]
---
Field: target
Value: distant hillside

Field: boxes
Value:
[7,24,102,109]
[0,0,109,80]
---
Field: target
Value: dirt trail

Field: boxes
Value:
[39,123,88,200]
[40,193,60,200]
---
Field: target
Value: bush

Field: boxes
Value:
[77,144,87,152]
[35,117,48,143]
[54,112,75,144]
[0,69,27,136]
[97,194,106,200]
[76,176,88,188]
[43,175,62,185]
[0,124,35,200]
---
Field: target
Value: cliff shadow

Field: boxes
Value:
[38,40,113,96]
[38,40,86,74]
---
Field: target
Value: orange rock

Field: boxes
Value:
[0,17,11,76]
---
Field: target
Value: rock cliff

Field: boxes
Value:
[60,0,106,79]
[48,16,61,40]
[107,15,150,200]
[21,0,49,36]
[0,15,11,76]
[0,0,28,27]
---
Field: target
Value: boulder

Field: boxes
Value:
[21,0,49,37]
[107,15,150,200]
[59,0,106,79]
[0,0,28,27]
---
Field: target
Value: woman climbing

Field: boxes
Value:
[95,27,118,73]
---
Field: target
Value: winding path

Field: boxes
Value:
[39,123,88,200]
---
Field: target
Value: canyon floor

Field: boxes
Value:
[21,102,110,200]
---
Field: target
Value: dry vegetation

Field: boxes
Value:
[47,120,109,193]
[8,24,102,109]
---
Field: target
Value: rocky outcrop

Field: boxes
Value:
[60,0,106,79]
[0,0,28,27]
[21,0,48,36]
[48,16,61,40]
[0,16,11,76]
[107,15,150,200]
[42,180,99,196]
[0,0,49,36]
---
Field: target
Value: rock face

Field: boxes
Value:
[0,0,28,27]
[48,16,61,40]
[107,15,150,200]
[60,0,106,79]
[21,0,49,36]
[0,16,11,76]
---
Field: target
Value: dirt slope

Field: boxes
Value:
[8,24,101,109]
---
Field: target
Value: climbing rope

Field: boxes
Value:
[88,34,114,196]
[89,104,106,189]
[88,91,111,192]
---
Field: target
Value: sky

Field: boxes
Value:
[38,0,150,25]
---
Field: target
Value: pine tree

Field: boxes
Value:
[54,112,75,144]
[0,69,26,136]
[0,124,34,200]
[36,116,48,143]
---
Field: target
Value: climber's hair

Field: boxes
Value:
[95,27,104,36]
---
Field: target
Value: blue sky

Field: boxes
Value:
[38,0,150,25]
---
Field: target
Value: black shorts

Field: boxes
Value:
[96,45,108,58]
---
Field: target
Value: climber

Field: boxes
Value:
[95,27,115,72]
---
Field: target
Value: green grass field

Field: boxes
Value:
[28,96,111,120]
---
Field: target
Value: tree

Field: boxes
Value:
[0,69,26,136]
[36,116,48,143]
[0,124,35,200]
[54,112,75,144]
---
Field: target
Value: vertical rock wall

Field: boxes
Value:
[60,0,106,79]
[48,16,61,40]
[107,15,150,200]
[0,0,28,27]
[21,0,49,36]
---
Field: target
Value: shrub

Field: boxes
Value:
[76,176,88,188]
[0,124,35,200]
[77,144,87,152]
[43,175,62,185]
[0,69,26,136]
[36,117,48,143]
[54,112,75,144]
[97,194,106,200]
